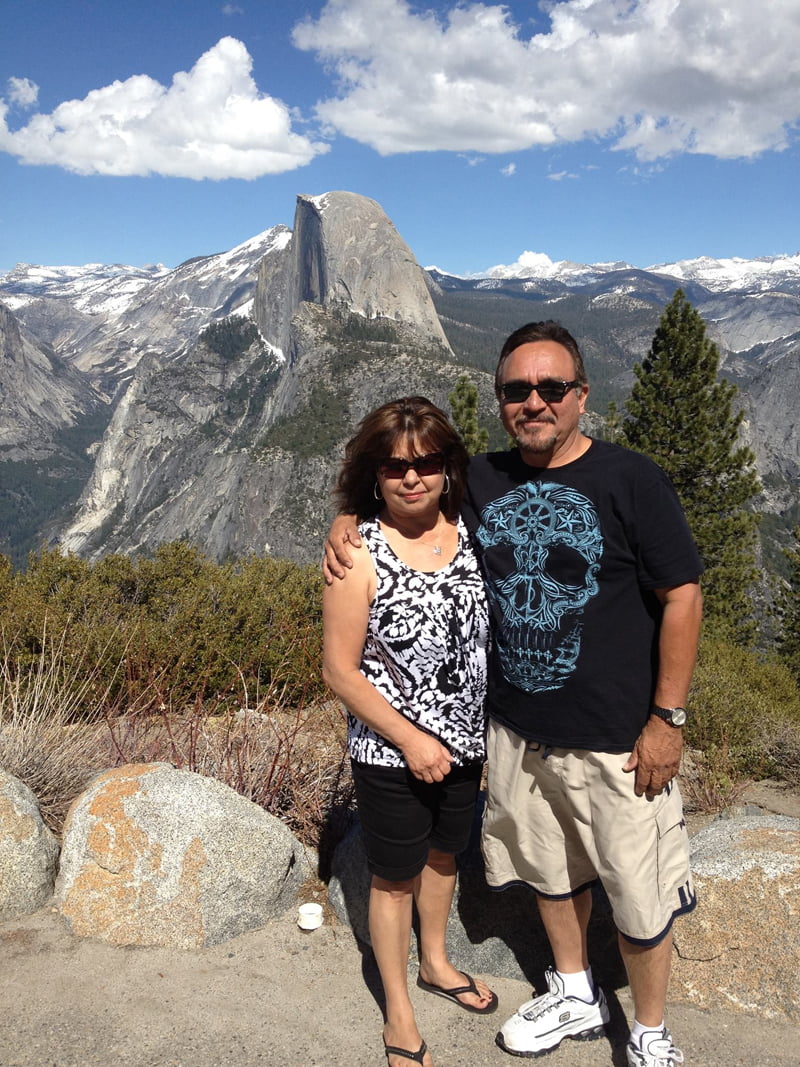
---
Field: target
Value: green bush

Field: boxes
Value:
[687,636,800,794]
[0,542,346,846]
[0,543,325,716]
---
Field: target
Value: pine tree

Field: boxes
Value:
[602,399,623,444]
[449,375,489,456]
[621,289,761,644]
[778,526,800,680]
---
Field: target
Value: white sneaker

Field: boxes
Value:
[496,967,609,1057]
[626,1027,685,1067]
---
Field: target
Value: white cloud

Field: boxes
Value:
[222,3,244,14]
[292,0,800,161]
[0,37,328,179]
[6,77,38,109]
[501,163,516,176]
[548,171,578,181]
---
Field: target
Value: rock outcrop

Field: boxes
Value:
[54,763,310,949]
[0,770,60,922]
[671,814,800,1020]
[253,191,449,357]
[330,808,800,1021]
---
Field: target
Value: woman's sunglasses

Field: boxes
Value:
[378,452,446,479]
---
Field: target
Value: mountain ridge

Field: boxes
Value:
[425,249,800,295]
[1,191,798,573]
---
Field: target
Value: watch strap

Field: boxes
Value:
[651,704,687,727]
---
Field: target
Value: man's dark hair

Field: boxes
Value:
[495,321,588,396]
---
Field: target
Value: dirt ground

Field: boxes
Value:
[1,904,799,1067]
[1,780,798,1067]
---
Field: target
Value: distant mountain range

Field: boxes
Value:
[428,250,800,297]
[1,192,798,581]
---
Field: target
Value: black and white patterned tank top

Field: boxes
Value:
[348,515,490,768]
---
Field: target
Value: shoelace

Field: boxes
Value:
[519,991,565,1021]
[521,989,595,1022]
[632,1034,684,1067]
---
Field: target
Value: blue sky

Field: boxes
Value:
[1,0,799,277]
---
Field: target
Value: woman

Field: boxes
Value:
[323,397,497,1067]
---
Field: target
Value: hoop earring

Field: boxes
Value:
[442,474,451,495]
[373,482,383,500]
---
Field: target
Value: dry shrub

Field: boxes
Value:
[101,658,354,852]
[104,695,353,848]
[678,745,751,815]
[0,624,123,833]
[0,622,354,858]
[761,717,800,789]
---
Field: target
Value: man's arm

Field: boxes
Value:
[624,579,703,797]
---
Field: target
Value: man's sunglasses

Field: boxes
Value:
[500,379,581,404]
[378,452,446,478]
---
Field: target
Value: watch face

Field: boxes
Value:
[653,705,687,726]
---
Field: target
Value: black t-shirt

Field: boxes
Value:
[462,440,703,751]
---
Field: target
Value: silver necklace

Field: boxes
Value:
[384,515,445,554]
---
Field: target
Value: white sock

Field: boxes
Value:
[557,967,595,1002]
[630,1020,665,1046]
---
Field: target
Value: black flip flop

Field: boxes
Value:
[416,971,499,1014]
[383,1038,428,1064]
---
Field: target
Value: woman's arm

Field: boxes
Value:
[322,545,454,782]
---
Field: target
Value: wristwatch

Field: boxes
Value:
[651,704,687,727]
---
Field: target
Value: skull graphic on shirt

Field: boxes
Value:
[475,481,603,691]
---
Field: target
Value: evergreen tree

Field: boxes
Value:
[449,375,489,456]
[778,526,800,680]
[621,289,761,644]
[602,399,623,444]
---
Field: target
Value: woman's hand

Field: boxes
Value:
[401,730,454,783]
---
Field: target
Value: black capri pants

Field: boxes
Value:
[351,758,483,882]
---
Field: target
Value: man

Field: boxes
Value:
[326,321,702,1067]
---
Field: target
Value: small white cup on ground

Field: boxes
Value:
[297,902,324,930]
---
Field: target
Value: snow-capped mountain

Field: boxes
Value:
[428,250,800,297]
[428,249,800,358]
[0,227,291,395]
[646,253,800,294]
[427,251,633,288]
[0,262,171,317]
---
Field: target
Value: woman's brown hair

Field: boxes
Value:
[335,396,469,521]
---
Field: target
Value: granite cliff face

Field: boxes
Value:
[0,302,108,560]
[57,192,461,562]
[253,192,449,358]
[0,304,101,460]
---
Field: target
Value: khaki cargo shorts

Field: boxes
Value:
[482,720,696,945]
